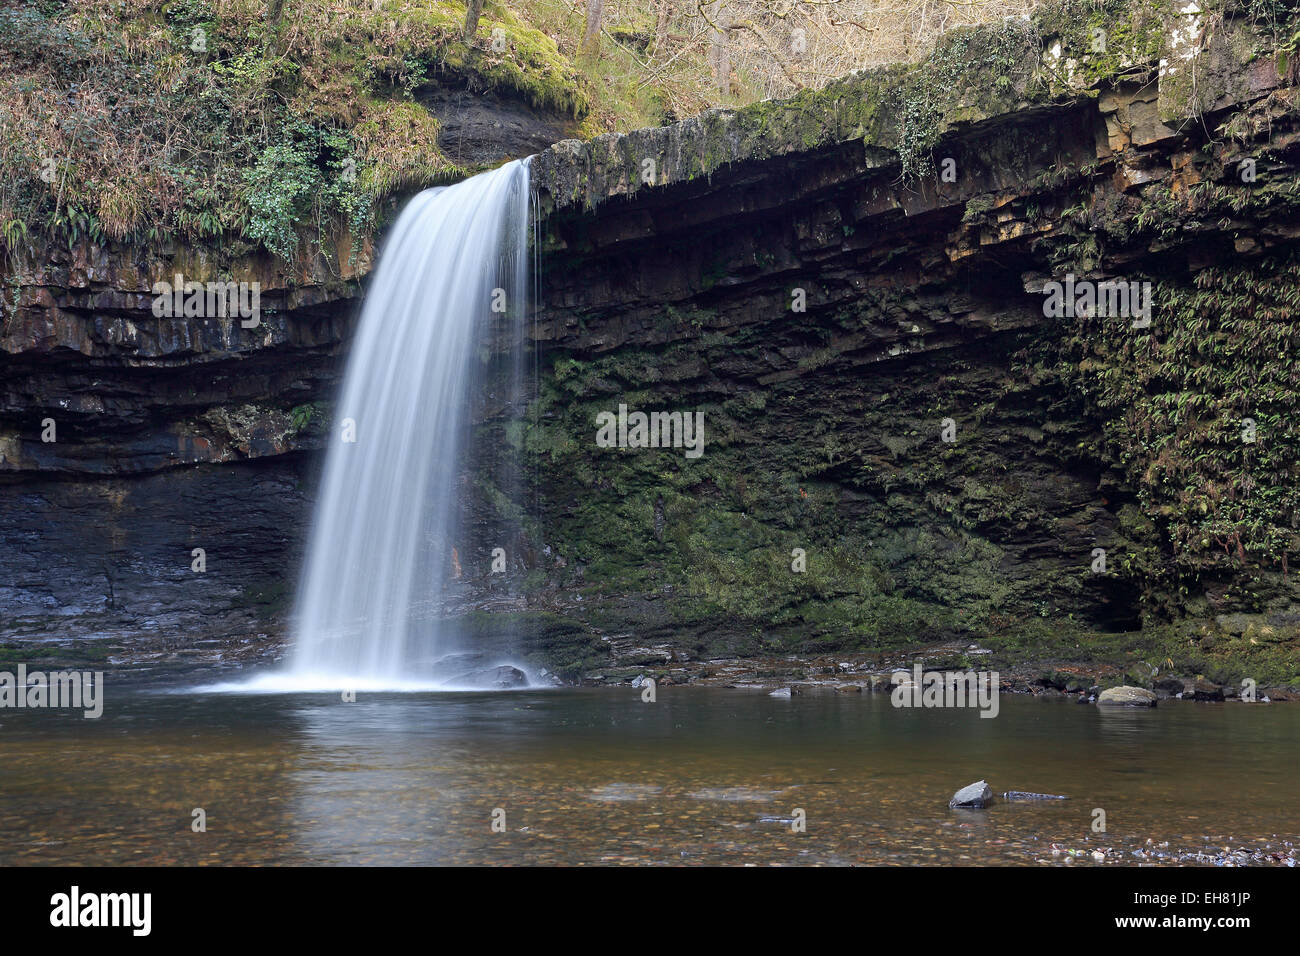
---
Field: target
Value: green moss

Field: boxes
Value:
[518,316,1111,656]
[0,643,116,664]
[1034,0,1168,91]
[891,17,1044,181]
[981,617,1300,687]
[233,579,291,618]
[399,4,590,116]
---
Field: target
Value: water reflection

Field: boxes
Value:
[0,686,1295,865]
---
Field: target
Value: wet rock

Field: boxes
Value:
[1002,791,1069,802]
[419,87,579,168]
[1215,612,1255,636]
[1153,675,1186,699]
[948,780,993,809]
[1036,670,1070,690]
[450,665,528,689]
[1097,685,1158,707]
[1183,679,1224,702]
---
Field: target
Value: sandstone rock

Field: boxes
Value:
[1097,685,1157,707]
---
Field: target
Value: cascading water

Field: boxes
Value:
[274,159,531,690]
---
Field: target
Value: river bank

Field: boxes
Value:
[5,626,1295,703]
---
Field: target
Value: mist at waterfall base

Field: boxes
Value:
[216,160,535,693]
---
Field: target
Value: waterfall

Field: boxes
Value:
[279,159,532,690]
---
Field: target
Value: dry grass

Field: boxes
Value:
[521,0,1040,127]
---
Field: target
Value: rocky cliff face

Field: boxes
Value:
[2,0,1298,686]
[0,242,356,651]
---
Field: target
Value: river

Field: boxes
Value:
[0,682,1295,865]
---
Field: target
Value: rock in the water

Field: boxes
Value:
[1002,790,1069,801]
[769,687,791,698]
[949,780,993,809]
[450,665,528,689]
[1097,685,1157,707]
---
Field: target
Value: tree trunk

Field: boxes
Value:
[581,0,604,55]
[464,0,485,43]
[652,0,670,54]
[709,5,731,97]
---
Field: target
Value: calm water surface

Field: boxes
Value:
[1,682,1296,865]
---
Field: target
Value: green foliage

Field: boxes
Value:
[893,17,1041,181]
[0,1,589,260]
[241,122,375,262]
[1058,254,1300,607]
[289,402,322,433]
[1234,0,1300,29]
[244,133,326,263]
